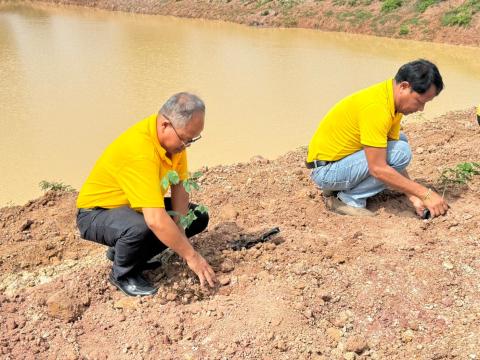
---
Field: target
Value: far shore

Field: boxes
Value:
[3,0,480,47]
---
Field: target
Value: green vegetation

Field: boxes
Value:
[416,0,442,13]
[278,0,298,9]
[399,23,409,34]
[441,0,480,27]
[333,0,372,6]
[39,180,74,192]
[438,162,480,194]
[161,170,208,230]
[336,9,373,24]
[381,0,403,13]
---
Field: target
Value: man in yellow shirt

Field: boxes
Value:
[307,59,449,218]
[77,92,216,296]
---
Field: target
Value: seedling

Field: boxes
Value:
[437,162,480,195]
[161,170,208,230]
[39,180,74,192]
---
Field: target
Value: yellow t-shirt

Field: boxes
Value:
[77,114,188,210]
[307,79,403,162]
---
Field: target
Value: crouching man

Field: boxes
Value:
[77,92,216,296]
[306,59,449,218]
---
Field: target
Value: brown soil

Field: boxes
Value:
[22,0,480,47]
[1,108,479,359]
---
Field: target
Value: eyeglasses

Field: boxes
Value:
[162,113,202,148]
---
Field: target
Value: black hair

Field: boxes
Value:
[394,59,444,95]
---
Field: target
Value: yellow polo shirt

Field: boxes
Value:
[77,114,188,210]
[307,79,403,162]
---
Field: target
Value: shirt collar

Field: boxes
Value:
[148,114,185,166]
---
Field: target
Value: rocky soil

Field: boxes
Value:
[0,108,479,359]
[20,0,480,47]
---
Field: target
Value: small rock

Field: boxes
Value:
[326,327,342,343]
[113,297,140,310]
[275,340,288,352]
[443,262,454,270]
[333,312,349,327]
[401,329,415,343]
[218,276,231,286]
[46,290,89,322]
[226,346,236,355]
[166,293,177,301]
[345,335,368,354]
[5,319,17,330]
[265,243,276,251]
[303,309,314,319]
[441,297,454,307]
[220,260,235,273]
[344,352,356,360]
[219,204,239,221]
[416,147,424,154]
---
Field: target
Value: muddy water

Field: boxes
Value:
[1,4,480,205]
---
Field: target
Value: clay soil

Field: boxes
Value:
[1,108,479,359]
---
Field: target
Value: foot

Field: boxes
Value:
[106,247,163,271]
[108,271,158,297]
[326,196,375,217]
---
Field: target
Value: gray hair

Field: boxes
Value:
[159,92,205,128]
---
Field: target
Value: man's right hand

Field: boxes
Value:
[185,251,217,288]
[423,190,449,218]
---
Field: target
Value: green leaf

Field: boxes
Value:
[167,171,180,185]
[194,205,209,214]
[161,177,169,190]
[191,171,203,179]
[183,180,192,194]
[179,210,198,229]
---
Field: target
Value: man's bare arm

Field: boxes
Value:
[364,146,448,217]
[142,207,216,286]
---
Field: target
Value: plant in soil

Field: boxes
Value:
[39,180,74,192]
[437,162,480,195]
[161,170,208,230]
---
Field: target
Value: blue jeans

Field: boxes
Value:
[310,133,411,208]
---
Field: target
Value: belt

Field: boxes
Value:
[305,160,332,169]
[78,207,104,214]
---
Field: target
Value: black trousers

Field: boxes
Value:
[76,198,209,280]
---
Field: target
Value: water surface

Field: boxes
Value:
[1,4,480,205]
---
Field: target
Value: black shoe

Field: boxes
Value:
[106,247,162,271]
[108,271,158,297]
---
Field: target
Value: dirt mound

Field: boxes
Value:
[0,108,479,359]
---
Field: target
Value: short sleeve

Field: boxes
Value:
[117,158,165,208]
[358,104,391,148]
